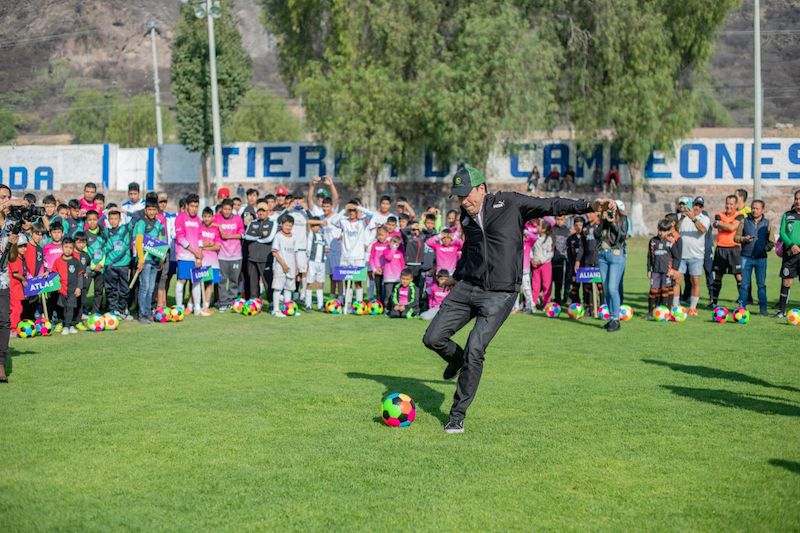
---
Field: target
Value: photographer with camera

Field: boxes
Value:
[0,184,36,383]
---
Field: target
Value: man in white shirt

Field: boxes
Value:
[677,196,710,315]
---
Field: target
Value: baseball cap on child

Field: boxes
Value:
[276,187,288,196]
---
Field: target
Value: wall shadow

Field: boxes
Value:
[346,372,450,425]
[643,359,800,394]
[768,459,800,475]
[660,385,800,417]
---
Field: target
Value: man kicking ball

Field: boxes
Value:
[423,164,615,433]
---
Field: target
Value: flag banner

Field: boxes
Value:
[333,266,367,281]
[143,234,168,260]
[24,272,61,297]
[576,267,602,283]
[191,266,214,284]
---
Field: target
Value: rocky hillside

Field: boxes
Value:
[0,0,797,136]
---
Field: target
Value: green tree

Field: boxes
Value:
[50,89,118,144]
[223,87,303,142]
[171,1,251,199]
[547,0,740,233]
[106,94,174,148]
[262,0,557,205]
[0,106,17,143]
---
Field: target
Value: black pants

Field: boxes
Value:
[383,282,397,310]
[373,273,384,302]
[105,266,130,315]
[86,271,104,313]
[422,281,516,421]
[552,257,568,304]
[246,260,267,299]
[46,292,62,323]
[0,288,9,369]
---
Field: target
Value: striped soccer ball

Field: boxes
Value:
[619,305,634,321]
[733,306,750,324]
[87,313,106,331]
[653,305,672,322]
[16,319,36,338]
[544,302,561,318]
[671,305,688,323]
[35,318,53,336]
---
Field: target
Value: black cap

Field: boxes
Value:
[693,196,705,207]
[449,164,486,197]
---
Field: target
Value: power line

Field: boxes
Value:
[0,28,103,49]
[719,29,800,35]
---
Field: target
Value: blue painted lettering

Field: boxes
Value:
[679,144,707,179]
[263,146,291,178]
[715,143,744,179]
[299,145,326,177]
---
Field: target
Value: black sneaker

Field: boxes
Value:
[606,319,621,332]
[443,359,462,381]
[444,419,464,434]
[774,311,787,319]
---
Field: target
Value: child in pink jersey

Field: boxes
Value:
[382,235,405,310]
[530,219,554,310]
[199,207,223,314]
[420,269,451,320]
[425,229,463,275]
[43,222,65,270]
[368,226,390,302]
[515,220,539,313]
[212,198,245,311]
[174,194,205,315]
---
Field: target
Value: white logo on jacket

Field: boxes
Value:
[492,201,505,209]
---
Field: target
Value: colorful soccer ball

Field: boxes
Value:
[103,312,120,331]
[34,318,52,336]
[567,302,585,319]
[381,393,416,428]
[16,319,36,338]
[653,305,672,322]
[671,305,688,323]
[368,299,384,315]
[243,299,261,316]
[251,298,264,313]
[733,306,750,324]
[351,300,368,315]
[232,297,246,314]
[84,313,105,331]
[619,305,634,321]
[713,306,730,323]
[598,304,611,320]
[152,306,169,323]
[786,308,800,326]
[168,306,185,322]
[544,302,561,318]
[324,299,343,314]
[282,300,298,316]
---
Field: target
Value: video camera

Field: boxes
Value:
[6,204,46,234]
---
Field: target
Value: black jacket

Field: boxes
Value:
[454,191,593,292]
[243,218,277,263]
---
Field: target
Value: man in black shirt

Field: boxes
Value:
[422,165,612,433]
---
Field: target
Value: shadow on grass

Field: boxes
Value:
[661,385,800,417]
[643,359,800,394]
[768,459,800,475]
[346,372,450,425]
[5,346,38,376]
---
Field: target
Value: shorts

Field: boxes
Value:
[272,269,297,291]
[295,252,308,274]
[177,260,196,281]
[678,257,704,277]
[650,272,674,289]
[157,261,177,290]
[307,261,326,285]
[781,252,800,279]
[712,246,741,275]
[326,249,341,276]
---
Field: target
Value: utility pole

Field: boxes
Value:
[753,0,762,200]
[147,21,164,191]
[205,0,224,199]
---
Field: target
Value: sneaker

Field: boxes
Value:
[81,313,89,321]
[61,329,71,336]
[643,313,653,321]
[187,304,194,314]
[760,308,769,316]
[54,323,63,334]
[272,311,286,318]
[687,308,698,316]
[606,319,621,332]
[123,314,135,322]
[138,318,152,325]
[198,308,212,317]
[444,419,464,434]
[706,302,717,310]
[75,322,87,331]
[443,359,462,381]
[774,311,787,319]
[218,306,229,313]
[10,330,17,338]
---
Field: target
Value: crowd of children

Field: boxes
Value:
[7,180,800,336]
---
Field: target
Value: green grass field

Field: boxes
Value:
[2,239,799,531]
